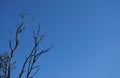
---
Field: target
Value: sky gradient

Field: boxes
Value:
[0,0,120,78]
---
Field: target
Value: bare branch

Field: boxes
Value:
[31,68,40,78]
[8,12,26,78]
[1,11,53,78]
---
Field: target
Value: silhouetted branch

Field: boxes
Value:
[0,11,53,78]
[19,26,52,78]
[7,12,26,78]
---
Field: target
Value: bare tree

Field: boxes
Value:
[0,12,53,78]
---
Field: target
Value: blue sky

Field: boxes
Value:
[0,0,120,78]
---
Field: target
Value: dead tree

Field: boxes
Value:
[0,12,53,78]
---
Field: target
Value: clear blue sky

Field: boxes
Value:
[0,0,120,78]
